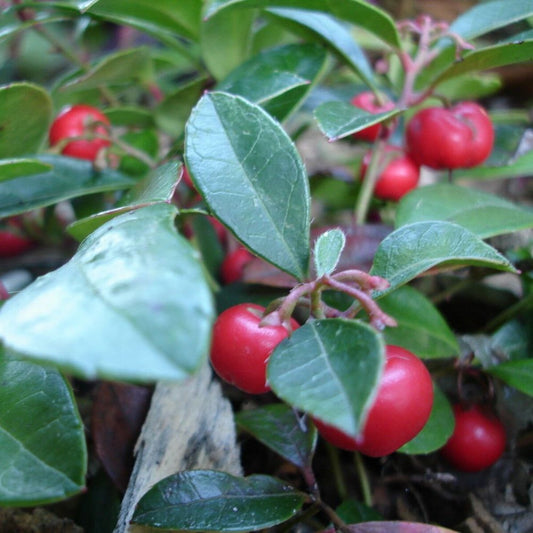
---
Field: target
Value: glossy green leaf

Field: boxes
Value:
[492,321,531,362]
[66,161,180,241]
[453,148,533,181]
[60,47,152,92]
[448,0,533,41]
[0,203,214,382]
[0,154,134,218]
[0,159,52,182]
[155,77,206,137]
[396,184,533,239]
[399,385,454,455]
[379,286,459,359]
[266,8,375,88]
[203,0,401,48]
[0,83,52,158]
[0,358,87,505]
[201,8,254,81]
[336,498,383,524]
[314,228,346,277]
[487,360,533,397]
[314,101,401,141]
[185,91,310,280]
[104,106,156,128]
[268,319,385,438]
[236,404,317,468]
[217,43,327,122]
[132,470,305,531]
[89,0,202,40]
[435,40,533,84]
[370,221,517,295]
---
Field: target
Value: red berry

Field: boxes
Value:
[0,281,9,300]
[350,92,396,142]
[360,145,420,201]
[314,345,433,457]
[406,101,494,169]
[220,247,253,284]
[210,303,299,394]
[440,404,506,472]
[0,221,34,257]
[49,104,111,161]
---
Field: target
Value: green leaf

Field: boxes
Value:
[435,40,533,84]
[155,76,206,137]
[185,91,310,281]
[0,203,214,382]
[395,184,533,239]
[236,404,317,468]
[0,358,87,505]
[201,8,255,81]
[266,8,375,88]
[60,47,152,92]
[0,154,134,218]
[267,319,385,438]
[66,161,180,241]
[314,101,401,141]
[217,43,327,122]
[448,0,533,41]
[336,499,383,524]
[203,0,401,48]
[0,83,52,158]
[0,159,52,182]
[88,0,202,41]
[487,360,533,397]
[370,221,517,295]
[379,286,459,359]
[399,385,454,455]
[314,228,346,277]
[452,148,533,181]
[132,470,305,531]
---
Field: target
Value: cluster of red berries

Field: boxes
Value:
[351,92,494,201]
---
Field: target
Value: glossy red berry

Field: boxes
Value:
[210,303,299,394]
[49,104,111,161]
[0,218,34,257]
[314,345,433,457]
[360,145,420,201]
[220,247,253,284]
[440,404,506,472]
[406,101,494,169]
[350,91,396,142]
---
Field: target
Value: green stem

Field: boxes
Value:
[354,451,372,507]
[482,292,533,333]
[355,139,387,225]
[325,442,347,500]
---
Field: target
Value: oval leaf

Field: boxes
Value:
[314,227,346,277]
[0,357,87,505]
[0,158,52,182]
[0,82,52,158]
[370,221,517,295]
[236,403,317,468]
[204,0,401,48]
[399,384,455,455]
[217,43,327,122]
[396,184,533,239]
[486,359,533,397]
[0,154,134,218]
[0,203,214,382]
[379,286,459,359]
[314,101,401,141]
[132,470,305,531]
[268,319,385,438]
[185,91,310,280]
[266,8,375,88]
[67,160,181,241]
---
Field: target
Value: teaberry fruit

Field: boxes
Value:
[210,303,299,394]
[220,247,253,284]
[406,101,494,169]
[49,104,111,161]
[351,91,396,142]
[313,345,433,457]
[360,145,420,201]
